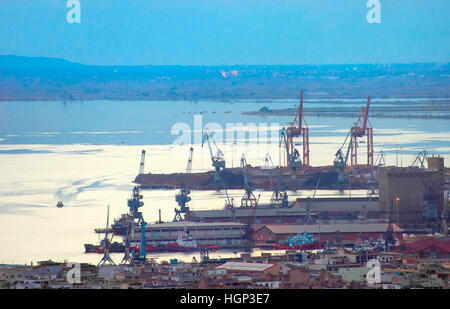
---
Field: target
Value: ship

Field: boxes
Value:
[129,244,164,253]
[84,239,126,253]
[167,231,200,252]
[94,186,145,236]
[167,231,218,252]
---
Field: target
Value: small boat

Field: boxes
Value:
[167,232,199,252]
[56,201,64,208]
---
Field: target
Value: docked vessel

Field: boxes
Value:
[129,244,161,253]
[84,239,126,253]
[167,232,199,252]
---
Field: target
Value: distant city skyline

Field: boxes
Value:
[0,0,449,66]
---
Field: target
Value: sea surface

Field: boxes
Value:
[0,99,449,264]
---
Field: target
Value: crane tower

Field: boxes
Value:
[349,96,373,166]
[285,90,310,167]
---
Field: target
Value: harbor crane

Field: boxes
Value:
[411,150,428,168]
[174,147,194,222]
[202,129,225,182]
[186,146,194,173]
[264,154,288,207]
[240,154,259,207]
[333,130,352,185]
[138,150,146,175]
[304,176,321,224]
[129,220,147,264]
[374,150,386,168]
[128,186,144,224]
[98,205,116,266]
[269,178,288,208]
[262,153,275,169]
[222,181,237,222]
[280,127,302,178]
[349,96,374,166]
[333,96,373,184]
[120,223,133,265]
[283,90,310,167]
[137,220,147,264]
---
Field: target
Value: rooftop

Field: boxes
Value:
[188,207,310,219]
[216,262,278,272]
[256,223,403,234]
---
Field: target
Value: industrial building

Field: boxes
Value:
[185,207,314,225]
[392,235,450,258]
[253,223,403,244]
[292,197,380,222]
[130,221,250,249]
[378,156,446,225]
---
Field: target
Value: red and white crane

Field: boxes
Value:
[283,90,310,167]
[349,96,373,167]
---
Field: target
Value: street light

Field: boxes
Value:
[395,197,400,223]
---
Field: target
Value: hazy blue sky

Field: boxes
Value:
[0,0,448,65]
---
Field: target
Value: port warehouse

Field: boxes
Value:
[391,235,450,258]
[379,156,446,224]
[127,183,443,248]
[129,221,249,248]
[185,157,447,227]
[185,197,380,224]
[118,156,446,251]
[253,223,404,244]
[127,221,403,249]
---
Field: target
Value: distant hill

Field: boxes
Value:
[1,55,449,78]
[0,55,85,73]
[0,55,449,101]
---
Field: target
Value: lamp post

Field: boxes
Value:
[395,197,400,223]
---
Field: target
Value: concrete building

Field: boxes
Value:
[215,261,280,276]
[339,267,371,283]
[378,156,445,224]
[0,265,27,287]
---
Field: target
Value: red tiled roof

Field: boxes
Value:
[399,237,450,253]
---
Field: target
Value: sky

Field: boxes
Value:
[0,0,448,66]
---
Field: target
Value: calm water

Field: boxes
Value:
[0,99,449,264]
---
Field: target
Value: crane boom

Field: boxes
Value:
[290,90,304,131]
[280,127,301,175]
[202,129,225,181]
[349,96,374,166]
[284,90,310,167]
[139,150,146,174]
[334,130,352,168]
[240,154,258,207]
[186,147,193,173]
